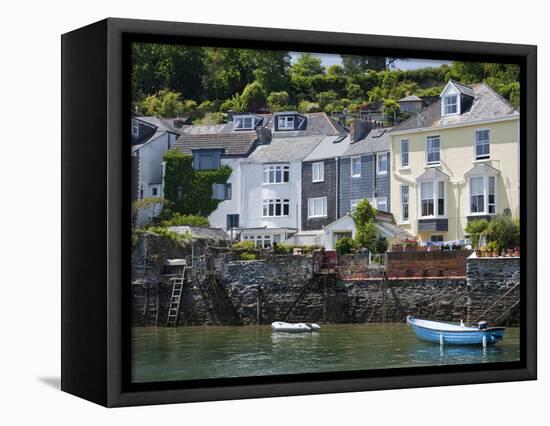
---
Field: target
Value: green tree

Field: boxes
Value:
[351,199,377,229]
[383,99,401,124]
[318,90,338,109]
[140,89,197,117]
[291,53,325,77]
[346,83,363,100]
[253,50,292,94]
[267,91,290,111]
[486,215,520,251]
[238,81,267,112]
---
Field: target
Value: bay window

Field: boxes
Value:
[420,180,446,218]
[401,185,409,222]
[469,175,497,215]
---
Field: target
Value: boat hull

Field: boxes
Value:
[271,322,321,333]
[407,317,505,346]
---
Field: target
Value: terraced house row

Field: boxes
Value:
[131,80,520,248]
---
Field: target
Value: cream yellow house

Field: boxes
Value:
[389,80,519,244]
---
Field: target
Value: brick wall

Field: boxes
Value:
[386,250,473,278]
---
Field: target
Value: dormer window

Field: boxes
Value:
[443,94,458,115]
[233,115,260,130]
[131,119,139,137]
[278,116,294,130]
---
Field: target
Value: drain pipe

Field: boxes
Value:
[335,157,339,218]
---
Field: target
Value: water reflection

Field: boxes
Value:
[132,324,520,383]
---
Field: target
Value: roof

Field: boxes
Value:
[398,95,423,102]
[173,132,258,156]
[269,112,346,138]
[303,135,352,162]
[448,79,475,98]
[416,167,450,182]
[341,127,393,157]
[245,134,326,163]
[168,226,228,242]
[392,83,518,133]
[324,213,413,240]
[464,162,501,177]
[135,116,186,135]
[131,116,176,153]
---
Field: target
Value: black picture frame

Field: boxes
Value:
[61,17,537,407]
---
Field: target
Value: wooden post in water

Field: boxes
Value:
[256,286,262,325]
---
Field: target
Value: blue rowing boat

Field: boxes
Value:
[406,316,505,347]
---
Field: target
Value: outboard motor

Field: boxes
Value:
[477,321,489,330]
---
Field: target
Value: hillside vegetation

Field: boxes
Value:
[132,44,520,121]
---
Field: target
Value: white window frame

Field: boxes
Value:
[377,152,388,175]
[443,94,458,116]
[233,115,255,130]
[262,164,290,184]
[401,185,409,223]
[308,197,327,218]
[262,199,290,217]
[312,161,324,182]
[419,180,447,219]
[375,197,388,212]
[469,175,498,216]
[277,116,295,130]
[351,156,361,178]
[474,129,491,161]
[400,139,409,168]
[426,136,441,166]
[131,120,139,137]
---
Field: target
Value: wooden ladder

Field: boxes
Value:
[166,267,187,327]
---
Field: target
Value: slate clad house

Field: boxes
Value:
[301,134,351,232]
[389,80,520,243]
[338,125,393,217]
[131,116,179,225]
[171,116,272,231]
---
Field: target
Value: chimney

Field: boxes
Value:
[350,119,375,142]
[256,127,272,145]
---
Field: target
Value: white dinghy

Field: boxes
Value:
[271,321,321,333]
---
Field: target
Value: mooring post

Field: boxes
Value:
[440,333,444,347]
[256,286,262,325]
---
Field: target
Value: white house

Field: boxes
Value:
[237,112,347,246]
[131,116,178,225]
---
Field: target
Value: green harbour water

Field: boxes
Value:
[131,324,520,383]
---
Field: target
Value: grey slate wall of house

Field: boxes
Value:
[302,158,337,230]
[338,153,391,216]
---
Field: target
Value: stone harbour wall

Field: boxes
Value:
[132,252,521,327]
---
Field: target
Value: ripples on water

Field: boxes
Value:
[131,324,520,383]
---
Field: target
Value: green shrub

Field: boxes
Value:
[232,240,256,251]
[486,215,520,251]
[336,237,356,255]
[161,213,210,227]
[145,226,190,245]
[374,238,389,254]
[239,253,257,261]
[465,219,489,248]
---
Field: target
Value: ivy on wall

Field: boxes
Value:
[163,150,232,216]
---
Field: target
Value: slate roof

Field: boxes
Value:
[341,127,394,157]
[392,83,518,133]
[268,112,346,138]
[168,226,228,242]
[449,79,475,97]
[464,162,501,177]
[303,135,352,162]
[173,131,259,156]
[131,116,178,153]
[398,95,423,102]
[245,135,326,163]
[416,167,451,182]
